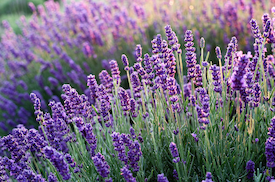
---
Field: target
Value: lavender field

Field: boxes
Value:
[0,0,275,181]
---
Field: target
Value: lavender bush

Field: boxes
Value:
[0,0,274,135]
[1,6,275,180]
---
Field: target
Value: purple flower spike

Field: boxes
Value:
[184,30,197,80]
[43,146,71,180]
[173,169,179,180]
[109,60,121,86]
[135,44,142,59]
[210,65,222,94]
[191,133,199,142]
[87,74,98,104]
[99,70,113,93]
[230,54,249,91]
[118,88,131,112]
[215,46,222,59]
[250,19,261,39]
[92,152,111,178]
[122,54,129,69]
[202,172,213,182]
[246,160,255,180]
[48,173,58,182]
[121,166,136,182]
[169,142,179,159]
[157,173,169,182]
[263,20,271,38]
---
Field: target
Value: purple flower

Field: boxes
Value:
[43,146,71,180]
[202,172,213,182]
[246,160,255,180]
[164,25,180,51]
[121,166,136,182]
[109,60,121,86]
[99,70,113,93]
[130,98,138,118]
[250,19,262,39]
[75,119,97,157]
[111,132,127,164]
[127,140,142,172]
[184,30,197,80]
[191,133,199,142]
[173,128,179,135]
[118,88,131,112]
[253,83,261,107]
[167,77,179,111]
[210,65,222,94]
[215,46,222,59]
[234,124,239,131]
[92,152,111,178]
[135,44,142,60]
[122,54,129,70]
[48,172,58,182]
[157,173,169,182]
[130,71,142,101]
[173,169,179,180]
[169,142,179,159]
[266,117,275,167]
[129,127,136,139]
[230,54,249,91]
[87,74,98,104]
[263,20,271,38]
[195,64,203,87]
[133,62,148,82]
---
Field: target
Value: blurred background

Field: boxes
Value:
[0,0,60,34]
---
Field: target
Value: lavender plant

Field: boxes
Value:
[1,11,275,180]
[0,0,274,135]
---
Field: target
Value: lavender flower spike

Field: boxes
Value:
[157,173,169,182]
[121,166,136,182]
[92,152,111,178]
[202,172,213,182]
[246,160,255,180]
[169,142,180,163]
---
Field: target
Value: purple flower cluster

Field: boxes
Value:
[121,165,136,182]
[195,64,203,87]
[96,84,112,126]
[196,88,210,129]
[110,60,121,86]
[75,118,97,157]
[157,173,169,182]
[266,116,275,168]
[246,160,255,180]
[99,70,113,93]
[118,88,131,112]
[43,146,71,180]
[230,53,250,104]
[167,77,180,112]
[169,142,180,163]
[184,30,197,80]
[202,172,213,182]
[111,129,142,172]
[92,152,111,179]
[210,65,222,94]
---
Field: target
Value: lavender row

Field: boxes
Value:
[0,0,274,135]
[1,9,275,180]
